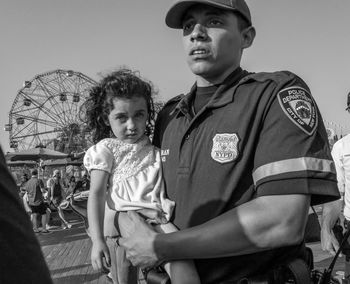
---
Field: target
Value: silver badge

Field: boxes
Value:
[211,133,239,163]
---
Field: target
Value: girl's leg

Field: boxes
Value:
[116,245,138,284]
[113,212,138,284]
[106,237,119,284]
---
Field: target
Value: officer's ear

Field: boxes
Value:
[241,26,256,49]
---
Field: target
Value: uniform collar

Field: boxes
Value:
[175,67,251,117]
[208,67,251,108]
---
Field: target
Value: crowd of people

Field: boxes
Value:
[17,168,90,233]
[1,0,349,283]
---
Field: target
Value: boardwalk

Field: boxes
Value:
[36,210,347,284]
[37,212,111,284]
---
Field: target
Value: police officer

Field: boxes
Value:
[119,0,339,282]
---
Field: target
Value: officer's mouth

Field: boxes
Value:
[190,47,210,58]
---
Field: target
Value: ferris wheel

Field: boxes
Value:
[5,69,96,153]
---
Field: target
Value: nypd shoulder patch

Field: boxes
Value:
[277,86,318,135]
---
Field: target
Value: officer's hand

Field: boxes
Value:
[118,211,160,268]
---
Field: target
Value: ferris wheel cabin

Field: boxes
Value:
[16,117,25,125]
[10,141,18,148]
[73,94,80,102]
[4,124,12,131]
[23,81,31,88]
[23,98,31,106]
[59,93,67,102]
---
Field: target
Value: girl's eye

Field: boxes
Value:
[116,115,127,122]
[135,112,145,118]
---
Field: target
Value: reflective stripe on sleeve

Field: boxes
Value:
[253,157,335,185]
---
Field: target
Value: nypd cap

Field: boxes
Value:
[165,0,252,29]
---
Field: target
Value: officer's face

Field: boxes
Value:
[181,5,246,84]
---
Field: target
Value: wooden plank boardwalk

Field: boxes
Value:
[37,212,111,284]
[36,210,347,283]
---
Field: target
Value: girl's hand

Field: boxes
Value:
[91,240,111,272]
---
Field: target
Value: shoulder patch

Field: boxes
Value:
[277,86,318,135]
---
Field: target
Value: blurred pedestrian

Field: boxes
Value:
[48,169,72,229]
[24,169,50,233]
[81,173,90,191]
[18,173,29,198]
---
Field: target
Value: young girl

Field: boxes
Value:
[83,68,199,284]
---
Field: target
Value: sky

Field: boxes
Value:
[1,0,350,153]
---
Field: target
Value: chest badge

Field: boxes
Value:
[277,86,318,135]
[211,133,239,164]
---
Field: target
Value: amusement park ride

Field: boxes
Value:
[5,69,96,155]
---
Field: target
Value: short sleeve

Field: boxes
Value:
[252,74,338,204]
[84,142,114,174]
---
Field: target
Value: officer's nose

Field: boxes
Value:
[191,24,207,41]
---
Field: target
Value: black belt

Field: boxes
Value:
[144,257,310,284]
[237,257,311,284]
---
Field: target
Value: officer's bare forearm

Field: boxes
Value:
[155,195,309,261]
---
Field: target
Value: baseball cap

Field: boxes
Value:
[165,0,252,29]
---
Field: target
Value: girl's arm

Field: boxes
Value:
[87,169,110,271]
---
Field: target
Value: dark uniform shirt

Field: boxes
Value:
[153,69,339,283]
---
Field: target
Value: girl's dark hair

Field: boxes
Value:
[81,68,156,144]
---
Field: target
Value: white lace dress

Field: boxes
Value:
[83,136,174,221]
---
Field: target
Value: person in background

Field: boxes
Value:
[48,169,72,229]
[19,173,29,198]
[67,175,78,196]
[118,0,339,283]
[81,173,90,191]
[322,133,350,256]
[24,169,50,233]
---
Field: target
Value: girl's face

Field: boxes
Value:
[107,95,148,144]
